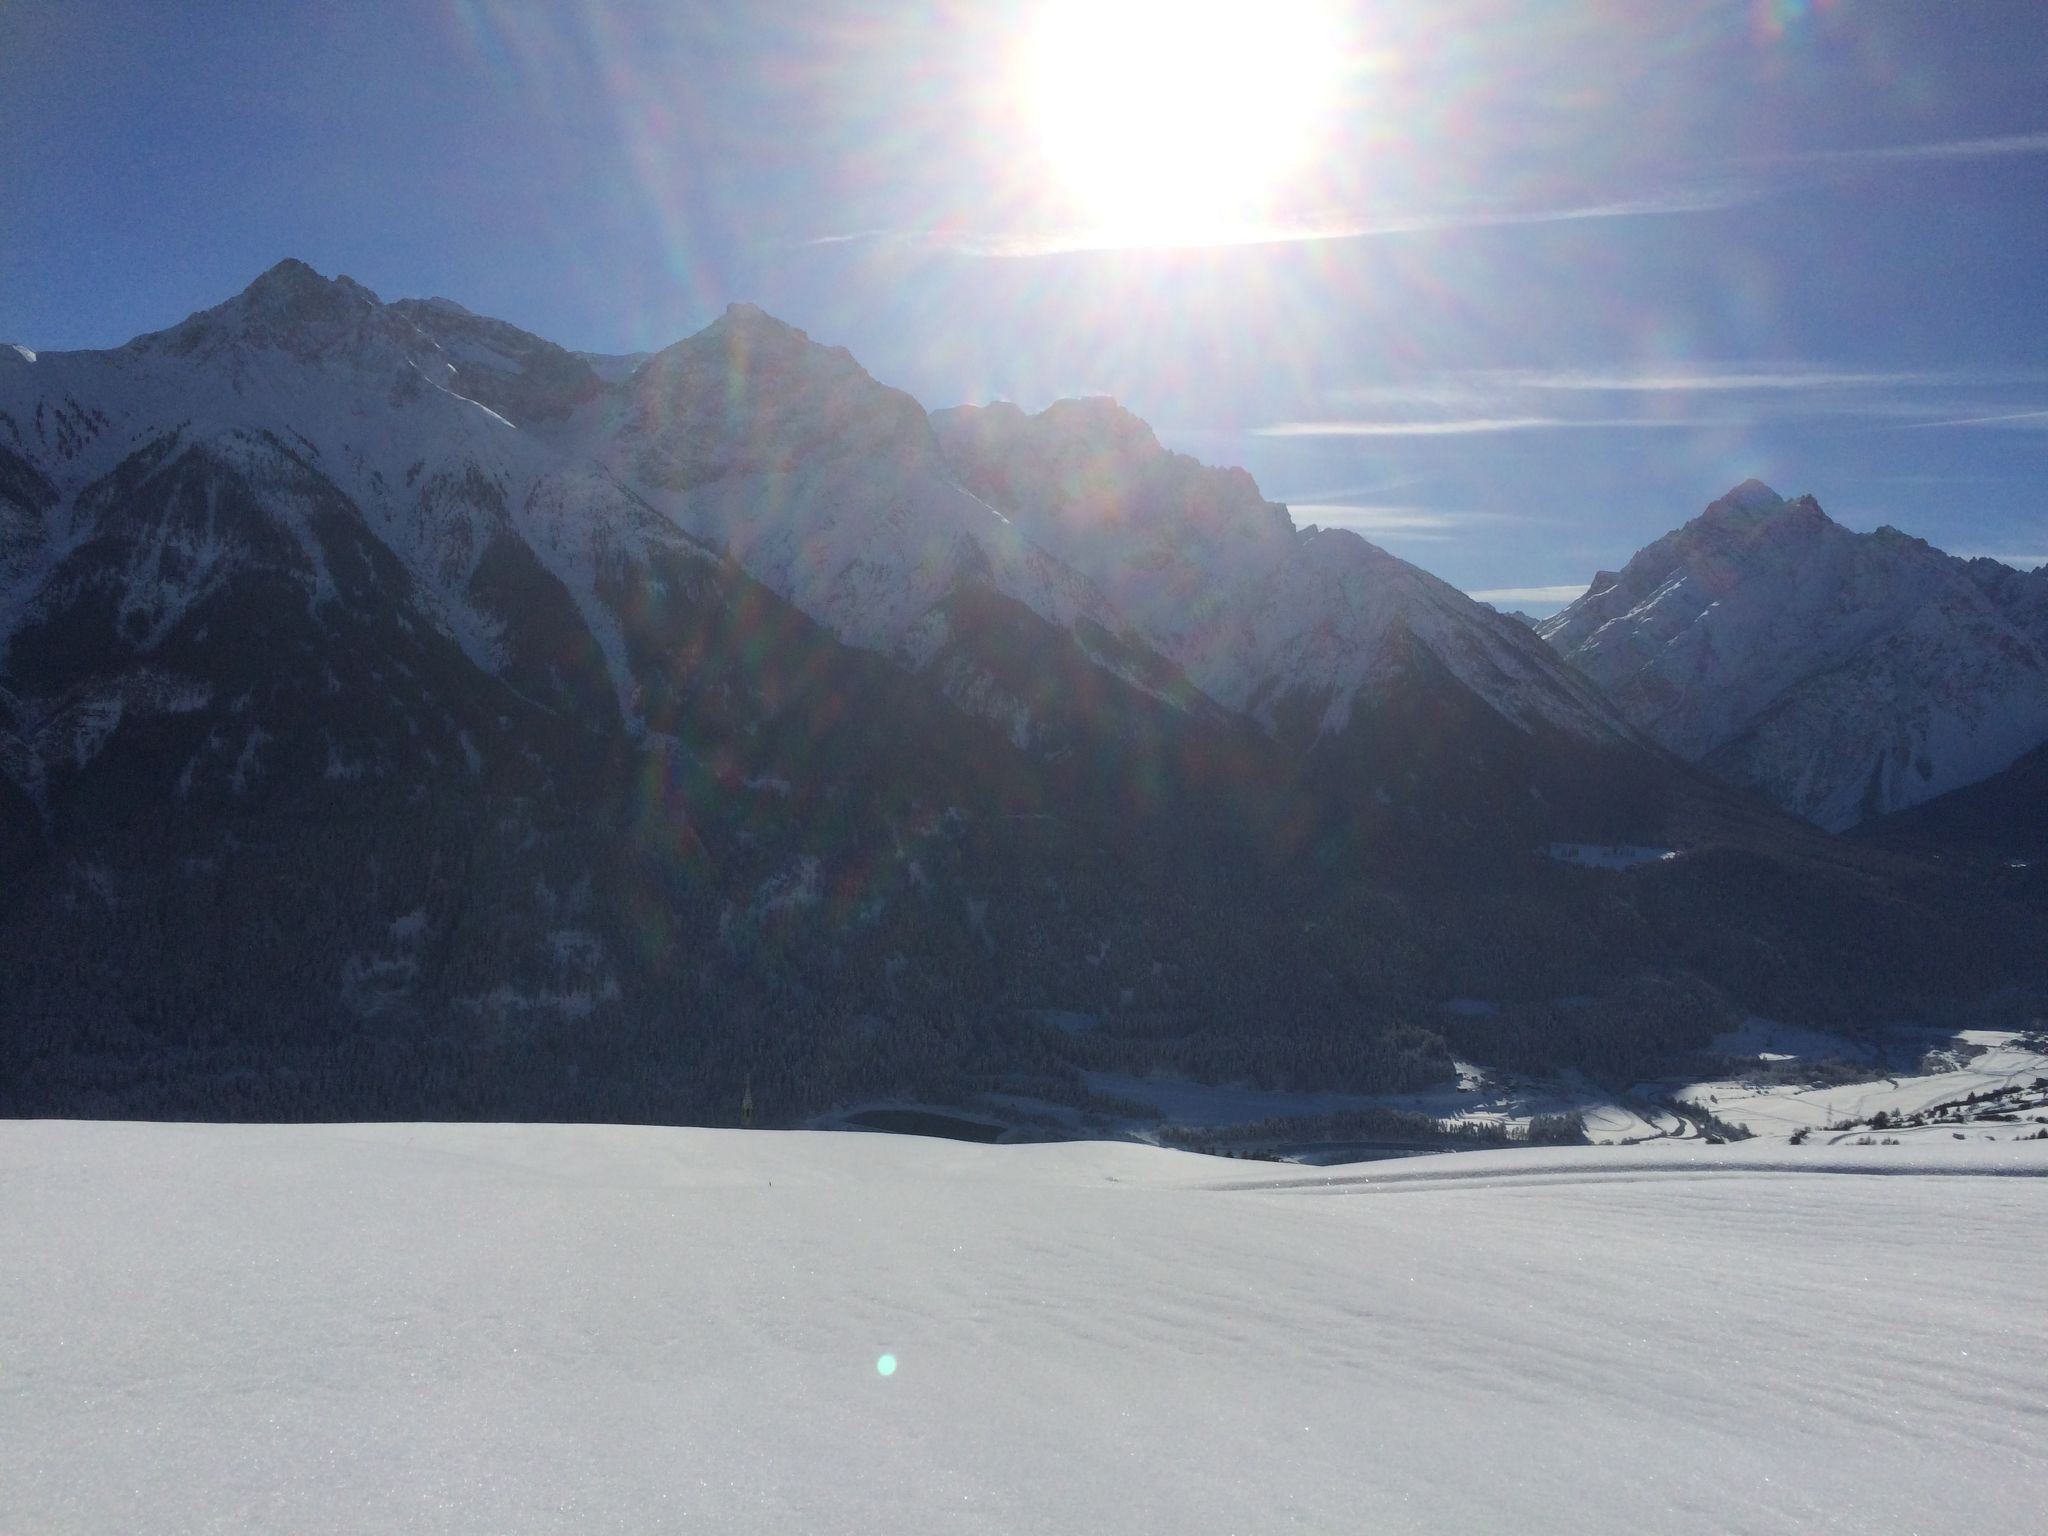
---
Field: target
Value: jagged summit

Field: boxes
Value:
[202,256,378,328]
[933,396,1286,543]
[934,395,1625,742]
[1684,480,1833,546]
[710,300,790,330]
[1706,477,1782,513]
[689,301,832,356]
[2,261,1656,768]
[127,257,403,367]
[625,299,931,475]
[1541,479,2048,828]
[632,300,882,408]
[1033,394,1163,448]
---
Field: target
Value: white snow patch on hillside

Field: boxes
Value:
[2,1122,2043,1535]
[1544,842,1678,869]
[1708,1016,1880,1065]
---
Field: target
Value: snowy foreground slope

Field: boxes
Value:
[6,1123,2044,1535]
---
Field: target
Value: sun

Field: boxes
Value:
[1019,0,1348,247]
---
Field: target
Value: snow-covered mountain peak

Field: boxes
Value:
[1541,482,2048,827]
[1033,394,1164,453]
[3,267,1651,808]
[619,304,935,489]
[1704,476,1783,515]
[704,300,800,337]
[932,397,1291,553]
[1548,483,1854,632]
[934,398,1629,743]
[134,258,396,364]
[683,303,874,380]
[1679,481,1834,552]
[573,303,1126,672]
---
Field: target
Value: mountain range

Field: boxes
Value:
[2,261,2041,1127]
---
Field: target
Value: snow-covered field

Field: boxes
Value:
[952,1024,2048,1155]
[1678,1028,2048,1142]
[5,1121,2044,1534]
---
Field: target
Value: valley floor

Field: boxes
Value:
[4,1121,2043,1534]
[836,1023,2048,1157]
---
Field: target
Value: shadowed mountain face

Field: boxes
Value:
[1,264,2041,1126]
[932,398,1629,745]
[1539,481,2048,831]
[1859,740,2048,865]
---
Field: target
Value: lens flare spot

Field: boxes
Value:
[876,1353,898,1377]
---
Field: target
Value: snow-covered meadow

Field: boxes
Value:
[1020,1025,2048,1154]
[1678,1027,2048,1143]
[5,1120,2044,1534]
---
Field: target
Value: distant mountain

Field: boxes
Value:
[932,396,1699,844]
[3,264,2041,1126]
[1539,480,2048,830]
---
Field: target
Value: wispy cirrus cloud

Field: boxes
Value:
[1460,364,2030,394]
[1256,362,2048,439]
[801,185,1753,259]
[1777,130,2048,167]
[802,126,2048,260]
[1256,415,1740,438]
[1904,408,2048,430]
[1285,503,1516,540]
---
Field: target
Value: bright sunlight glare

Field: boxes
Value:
[1021,0,1349,247]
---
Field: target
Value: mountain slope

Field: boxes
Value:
[1857,738,2048,863]
[387,297,1207,741]
[0,263,1460,1118]
[1538,480,2048,830]
[3,263,2043,1127]
[933,397,1631,744]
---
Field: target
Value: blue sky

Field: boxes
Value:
[3,0,2044,609]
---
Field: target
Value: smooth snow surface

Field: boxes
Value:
[5,1122,2045,1535]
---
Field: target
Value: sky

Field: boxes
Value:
[3,0,2045,611]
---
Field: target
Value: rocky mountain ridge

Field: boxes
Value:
[2,262,2040,1129]
[932,397,1630,745]
[1539,480,2048,830]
